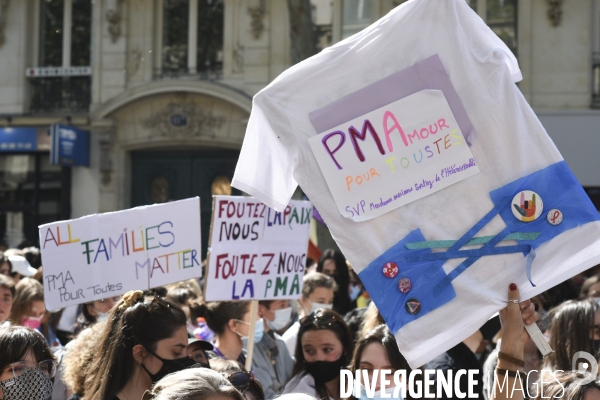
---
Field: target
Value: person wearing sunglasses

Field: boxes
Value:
[283,308,354,400]
[85,290,201,400]
[227,370,265,400]
[211,358,266,400]
[0,325,57,400]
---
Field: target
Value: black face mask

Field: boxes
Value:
[305,355,347,384]
[592,340,600,356]
[142,349,198,383]
[197,361,211,370]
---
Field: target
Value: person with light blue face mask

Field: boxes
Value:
[73,296,119,335]
[282,272,337,356]
[189,300,252,367]
[252,299,295,399]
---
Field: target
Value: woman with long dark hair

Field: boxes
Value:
[85,290,200,400]
[283,309,354,400]
[350,324,412,399]
[317,249,352,315]
[542,298,600,371]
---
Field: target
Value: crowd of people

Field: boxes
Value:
[1,245,600,400]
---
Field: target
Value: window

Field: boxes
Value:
[39,0,64,67]
[159,0,224,77]
[70,0,92,67]
[311,0,334,50]
[197,0,224,72]
[467,0,518,57]
[162,0,189,73]
[31,0,92,113]
[341,0,371,39]
[39,0,91,67]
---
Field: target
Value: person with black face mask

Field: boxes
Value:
[86,290,205,400]
[0,325,56,400]
[283,309,354,400]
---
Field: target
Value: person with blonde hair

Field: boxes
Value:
[282,272,337,355]
[9,277,45,329]
[141,368,245,400]
[62,321,106,400]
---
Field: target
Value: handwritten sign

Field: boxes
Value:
[39,198,202,310]
[308,89,479,222]
[204,196,312,301]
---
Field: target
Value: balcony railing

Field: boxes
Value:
[153,68,223,80]
[29,76,91,114]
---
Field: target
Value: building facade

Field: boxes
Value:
[0,0,599,250]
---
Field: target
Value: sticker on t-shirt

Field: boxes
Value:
[308,89,480,222]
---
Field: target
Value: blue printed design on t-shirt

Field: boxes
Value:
[359,161,600,333]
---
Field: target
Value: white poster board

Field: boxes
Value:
[39,198,202,310]
[308,90,480,222]
[205,196,312,301]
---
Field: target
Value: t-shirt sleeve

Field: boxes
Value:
[457,0,522,83]
[232,91,299,212]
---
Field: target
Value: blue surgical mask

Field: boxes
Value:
[236,318,264,343]
[266,307,292,330]
[350,285,362,301]
[95,310,109,322]
[355,384,402,400]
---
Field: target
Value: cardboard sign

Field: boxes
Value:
[308,90,480,222]
[204,196,312,301]
[39,198,202,310]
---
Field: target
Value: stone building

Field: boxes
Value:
[0,0,599,250]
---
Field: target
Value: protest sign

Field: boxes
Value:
[204,196,312,301]
[231,0,600,368]
[308,89,479,222]
[39,198,202,310]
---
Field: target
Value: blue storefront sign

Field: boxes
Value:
[50,124,90,167]
[0,127,38,152]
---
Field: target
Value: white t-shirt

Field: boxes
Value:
[283,373,334,400]
[233,0,600,367]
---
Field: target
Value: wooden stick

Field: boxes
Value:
[245,300,259,371]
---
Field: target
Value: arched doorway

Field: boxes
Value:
[131,149,240,258]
